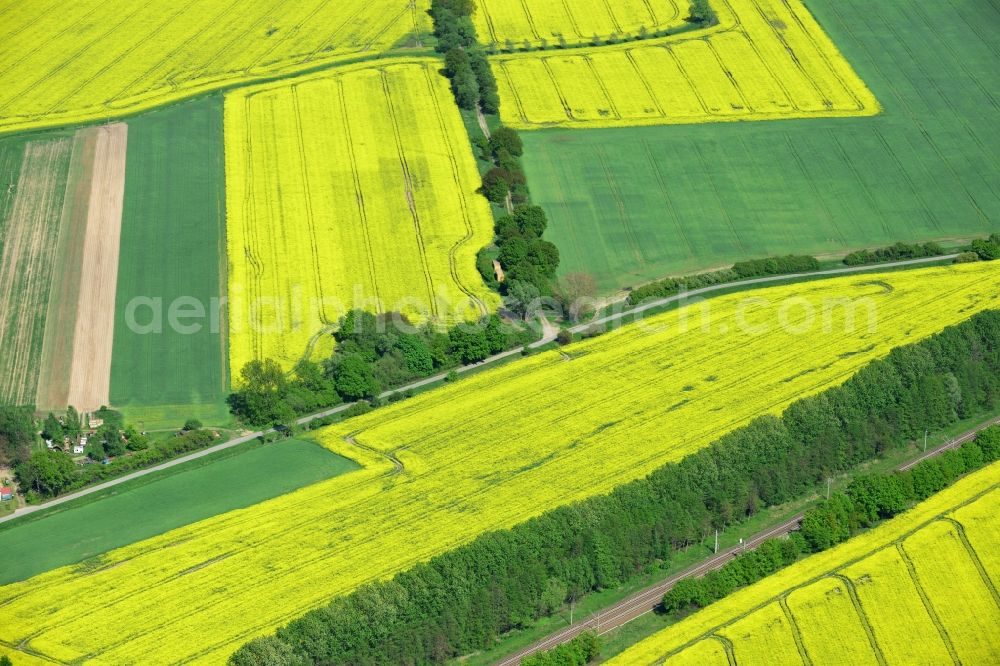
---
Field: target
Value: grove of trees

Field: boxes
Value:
[0,405,36,467]
[228,310,534,428]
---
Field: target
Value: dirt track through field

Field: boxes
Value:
[0,138,71,405]
[66,123,127,411]
[34,129,99,410]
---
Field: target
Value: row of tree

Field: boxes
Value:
[431,0,498,112]
[803,430,998,548]
[430,0,561,299]
[662,535,805,614]
[662,428,1000,614]
[473,127,561,297]
[842,241,945,266]
[228,310,535,428]
[629,234,1000,307]
[627,254,819,305]
[839,235,1000,267]
[228,309,1000,665]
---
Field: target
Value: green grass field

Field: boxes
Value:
[118,402,234,431]
[109,94,229,416]
[0,438,358,585]
[521,0,1000,292]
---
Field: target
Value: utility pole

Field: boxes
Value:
[826,477,832,500]
[714,529,719,554]
[569,600,574,626]
[924,429,928,452]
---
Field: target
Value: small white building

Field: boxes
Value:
[45,439,55,449]
[73,436,87,455]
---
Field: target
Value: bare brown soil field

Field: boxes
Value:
[66,123,127,412]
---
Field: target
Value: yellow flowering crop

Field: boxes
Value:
[493,0,880,129]
[474,0,686,49]
[716,603,801,666]
[1,263,998,664]
[225,60,498,372]
[0,0,428,135]
[609,459,1000,665]
[0,645,56,666]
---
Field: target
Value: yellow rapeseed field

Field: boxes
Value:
[0,645,57,666]
[0,0,428,134]
[609,459,1000,665]
[474,0,686,49]
[225,59,498,373]
[1,263,998,664]
[493,0,880,129]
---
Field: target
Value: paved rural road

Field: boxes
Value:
[493,415,1000,665]
[0,254,957,526]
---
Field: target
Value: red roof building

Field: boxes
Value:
[0,486,13,501]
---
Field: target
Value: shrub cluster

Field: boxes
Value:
[523,632,600,666]
[688,0,718,25]
[971,233,1000,261]
[662,536,805,614]
[229,310,1000,665]
[843,241,945,266]
[477,126,528,205]
[628,255,819,305]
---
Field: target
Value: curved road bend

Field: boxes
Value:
[0,254,958,526]
[494,415,1000,666]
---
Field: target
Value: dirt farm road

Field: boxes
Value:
[0,254,957,526]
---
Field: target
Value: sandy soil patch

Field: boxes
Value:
[66,123,128,411]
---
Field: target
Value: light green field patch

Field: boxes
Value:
[119,402,234,432]
[0,438,359,585]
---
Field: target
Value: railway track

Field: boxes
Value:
[494,415,1000,665]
